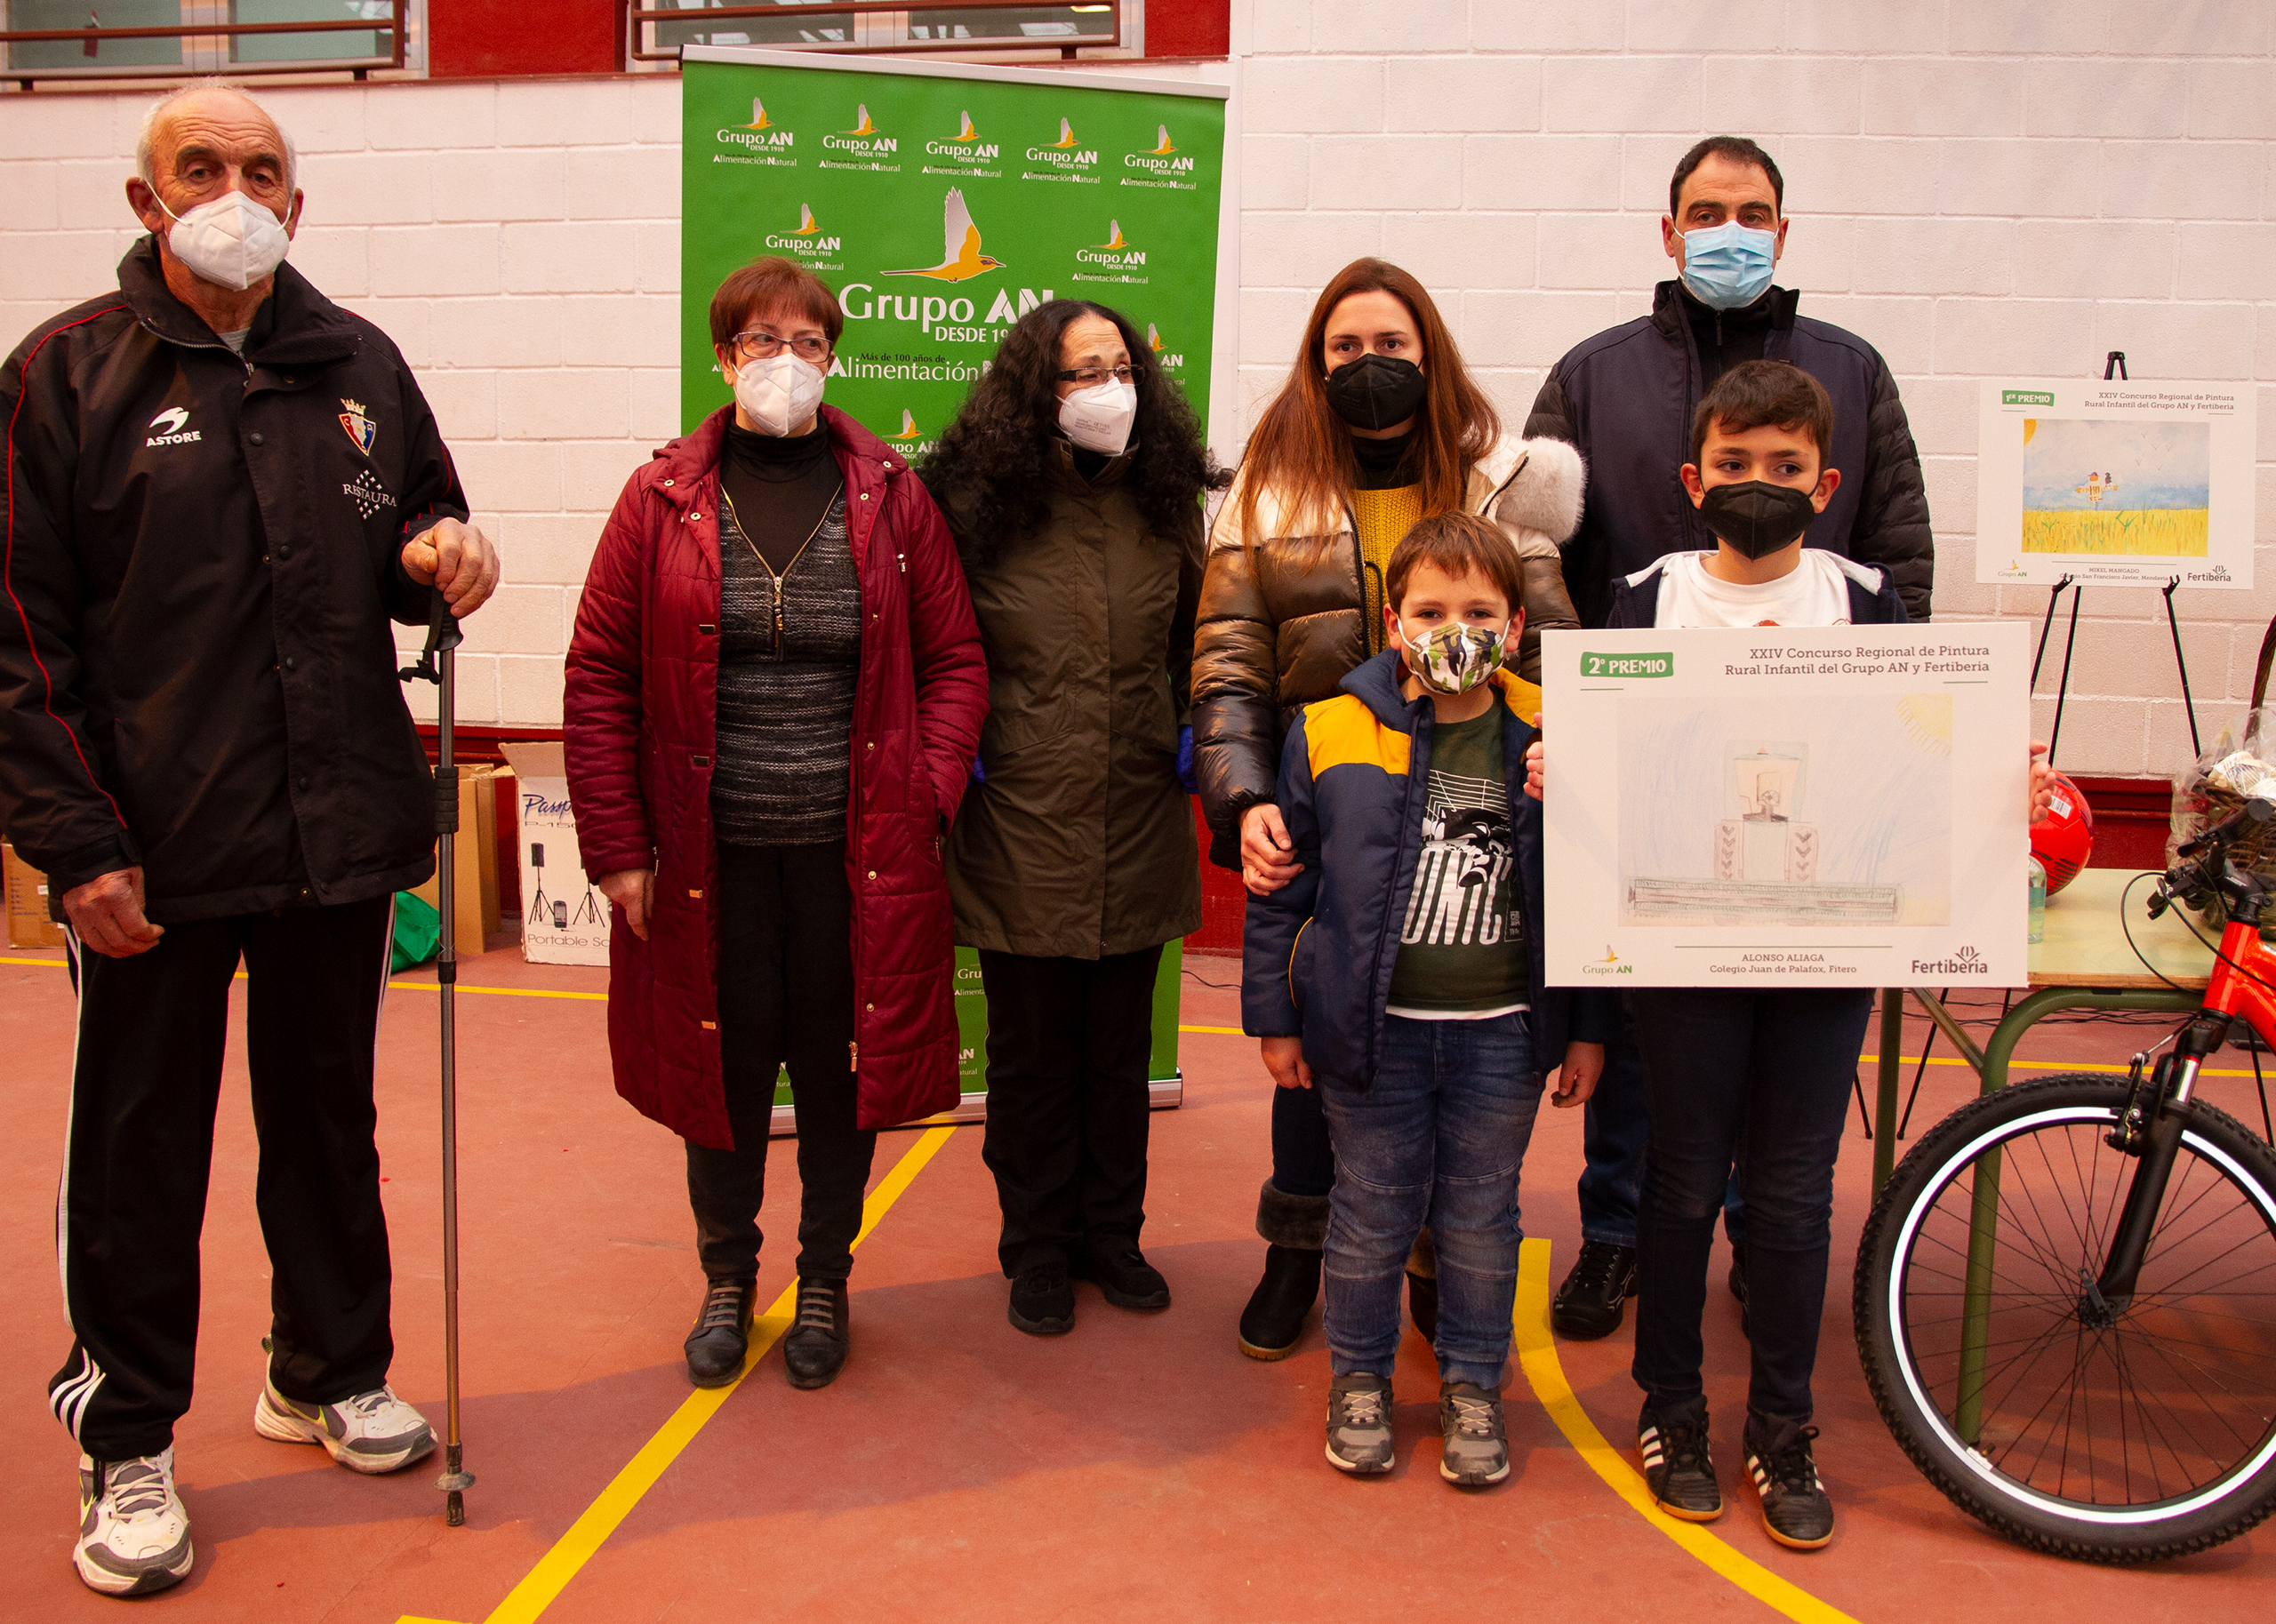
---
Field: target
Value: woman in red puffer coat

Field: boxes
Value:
[565,257,986,1394]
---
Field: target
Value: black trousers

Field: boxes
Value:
[1628,987,1874,1428]
[685,842,876,1284]
[49,895,398,1461]
[977,945,1163,1277]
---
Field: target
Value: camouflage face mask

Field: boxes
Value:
[1396,619,1510,695]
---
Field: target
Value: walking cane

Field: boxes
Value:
[401,585,473,1526]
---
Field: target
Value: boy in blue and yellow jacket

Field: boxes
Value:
[1242,512,1611,1490]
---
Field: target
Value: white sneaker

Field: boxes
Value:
[75,1447,194,1597]
[253,1375,436,1474]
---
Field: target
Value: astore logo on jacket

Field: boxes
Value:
[146,406,200,447]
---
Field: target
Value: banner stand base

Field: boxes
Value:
[771,1073,1183,1137]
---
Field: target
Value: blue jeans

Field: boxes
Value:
[1581,1004,1745,1249]
[1317,1012,1543,1389]
[1628,987,1873,1427]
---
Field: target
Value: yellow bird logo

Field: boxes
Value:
[843,102,879,136]
[1049,116,1079,149]
[1146,323,1164,352]
[950,109,979,141]
[884,188,1006,283]
[1149,124,1175,155]
[790,203,821,236]
[1098,219,1128,250]
[886,409,922,442]
[739,98,772,131]
[1599,945,1620,964]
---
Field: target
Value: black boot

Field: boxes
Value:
[782,1276,850,1389]
[1238,1180,1330,1360]
[1238,1245,1321,1359]
[685,1278,754,1388]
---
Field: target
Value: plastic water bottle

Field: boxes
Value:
[2028,854,2047,945]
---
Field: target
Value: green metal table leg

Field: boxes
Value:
[1951,985,2200,1444]
[1872,988,1903,1197]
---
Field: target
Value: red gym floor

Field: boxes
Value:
[2,942,2270,1622]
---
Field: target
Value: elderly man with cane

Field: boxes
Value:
[0,80,498,1597]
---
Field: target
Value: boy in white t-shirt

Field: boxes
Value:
[1609,359,1905,634]
[1537,360,2050,1551]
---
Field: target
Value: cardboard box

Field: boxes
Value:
[500,741,611,966]
[4,843,68,949]
[409,764,504,951]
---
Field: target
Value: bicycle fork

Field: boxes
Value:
[1953,1017,2214,1444]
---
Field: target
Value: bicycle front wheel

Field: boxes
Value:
[1856,1073,2276,1562]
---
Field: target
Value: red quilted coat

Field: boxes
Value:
[564,404,988,1146]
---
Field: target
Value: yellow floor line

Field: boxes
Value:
[1513,1238,1859,1624]
[419,1124,958,1624]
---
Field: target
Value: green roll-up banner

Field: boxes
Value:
[676,48,1230,1130]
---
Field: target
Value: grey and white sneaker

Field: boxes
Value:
[75,1447,194,1597]
[253,1375,437,1474]
[1438,1381,1511,1486]
[1324,1372,1395,1475]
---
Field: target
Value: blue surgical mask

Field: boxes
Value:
[1679,220,1777,310]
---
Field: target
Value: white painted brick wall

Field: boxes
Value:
[0,7,2271,780]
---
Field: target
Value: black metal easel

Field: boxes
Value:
[2032,353,2202,764]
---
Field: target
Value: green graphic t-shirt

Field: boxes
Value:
[1385,699,1528,1018]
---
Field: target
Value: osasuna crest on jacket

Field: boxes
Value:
[0,240,469,918]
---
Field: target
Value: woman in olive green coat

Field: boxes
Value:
[922,299,1219,1337]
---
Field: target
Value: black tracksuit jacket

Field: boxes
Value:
[0,240,467,920]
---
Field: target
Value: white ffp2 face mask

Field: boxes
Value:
[159,190,291,292]
[1058,378,1136,456]
[730,352,827,437]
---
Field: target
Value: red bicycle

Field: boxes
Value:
[1856,799,2276,1561]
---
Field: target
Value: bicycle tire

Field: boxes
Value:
[1855,1072,2276,1562]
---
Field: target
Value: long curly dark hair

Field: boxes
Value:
[920,299,1223,554]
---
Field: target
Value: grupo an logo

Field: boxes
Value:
[1073,218,1148,285]
[145,405,200,447]
[1023,116,1101,183]
[1911,943,1990,976]
[878,408,938,457]
[1147,322,1183,370]
[715,95,796,165]
[1122,122,1197,189]
[765,204,842,262]
[1580,944,1632,977]
[884,188,1004,284]
[926,109,998,162]
[821,102,900,171]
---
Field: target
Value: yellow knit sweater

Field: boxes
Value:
[1351,483,1425,652]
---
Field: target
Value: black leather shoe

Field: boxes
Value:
[1008,1262,1076,1335]
[685,1278,754,1388]
[1237,1244,1321,1360]
[1407,1271,1439,1344]
[1076,1247,1170,1311]
[1551,1240,1638,1340]
[782,1276,849,1389]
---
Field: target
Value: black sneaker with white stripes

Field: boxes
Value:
[1638,1399,1722,1521]
[1745,1419,1835,1549]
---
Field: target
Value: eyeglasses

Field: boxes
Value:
[730,330,831,364]
[1058,364,1137,388]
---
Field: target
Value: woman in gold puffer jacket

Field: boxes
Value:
[1191,256,1585,1360]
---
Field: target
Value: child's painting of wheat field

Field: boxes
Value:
[2020,417,2210,556]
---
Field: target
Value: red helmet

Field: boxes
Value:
[2032,772,2096,894]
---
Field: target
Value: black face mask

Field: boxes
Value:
[1698,479,1818,559]
[1325,353,1427,432]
